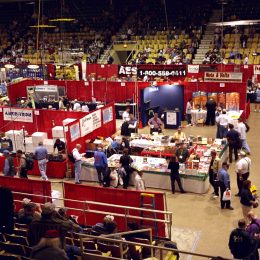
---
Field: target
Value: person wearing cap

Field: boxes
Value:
[92,215,117,235]
[34,142,48,180]
[237,117,250,155]
[175,143,189,164]
[208,150,219,198]
[2,150,15,177]
[53,139,66,154]
[218,162,233,210]
[72,144,85,184]
[235,151,251,197]
[18,198,42,222]
[94,145,108,186]
[216,109,229,139]
[30,229,69,259]
[172,127,186,142]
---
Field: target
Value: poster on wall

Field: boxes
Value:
[80,110,102,137]
[254,65,260,75]
[217,93,226,108]
[103,106,113,124]
[166,111,177,125]
[192,92,207,108]
[70,123,80,142]
[208,93,218,103]
[226,92,240,111]
[3,108,33,123]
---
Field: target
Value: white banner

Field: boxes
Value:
[188,65,199,73]
[3,108,33,123]
[166,111,177,125]
[254,65,260,75]
[80,109,101,137]
[34,85,58,92]
[102,106,113,124]
[204,72,243,82]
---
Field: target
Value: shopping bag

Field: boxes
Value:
[223,190,232,201]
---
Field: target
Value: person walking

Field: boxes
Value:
[226,123,240,163]
[237,117,251,155]
[168,156,185,194]
[119,148,133,189]
[16,150,28,179]
[218,162,233,210]
[34,142,48,180]
[229,219,258,260]
[240,180,258,223]
[72,144,85,184]
[2,150,16,177]
[235,151,251,197]
[208,150,219,198]
[94,145,108,186]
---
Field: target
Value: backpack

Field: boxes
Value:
[25,156,34,170]
[244,122,250,133]
[68,152,76,163]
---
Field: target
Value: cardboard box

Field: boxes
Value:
[52,126,65,139]
[32,132,48,145]
[62,118,76,126]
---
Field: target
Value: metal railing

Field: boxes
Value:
[12,190,173,239]
[79,229,236,260]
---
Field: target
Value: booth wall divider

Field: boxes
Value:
[0,176,51,210]
[63,182,166,237]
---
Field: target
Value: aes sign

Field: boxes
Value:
[118,65,137,76]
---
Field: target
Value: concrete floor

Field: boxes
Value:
[48,105,260,259]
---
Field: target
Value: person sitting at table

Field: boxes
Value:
[172,127,186,142]
[148,112,164,134]
[53,139,66,154]
[128,113,138,134]
[175,143,190,164]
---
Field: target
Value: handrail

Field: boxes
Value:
[80,233,237,260]
[12,190,172,238]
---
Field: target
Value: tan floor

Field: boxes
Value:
[41,105,260,259]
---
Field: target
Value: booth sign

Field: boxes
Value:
[80,110,101,137]
[137,64,186,78]
[3,107,33,123]
[204,72,243,82]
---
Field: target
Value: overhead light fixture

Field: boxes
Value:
[27,65,39,70]
[252,52,260,56]
[210,19,260,26]
[30,25,56,28]
[49,18,76,22]
[4,64,15,69]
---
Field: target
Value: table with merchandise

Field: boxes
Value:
[80,138,227,194]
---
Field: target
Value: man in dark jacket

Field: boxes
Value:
[205,98,217,125]
[229,219,258,260]
[226,123,240,163]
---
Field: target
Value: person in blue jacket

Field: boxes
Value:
[94,145,108,186]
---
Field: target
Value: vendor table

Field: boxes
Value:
[191,109,243,126]
[80,139,228,194]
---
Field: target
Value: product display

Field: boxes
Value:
[81,138,228,193]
